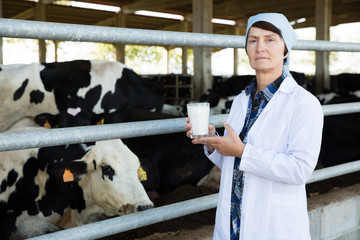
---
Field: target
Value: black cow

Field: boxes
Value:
[331,73,360,92]
[73,108,215,196]
[117,109,215,195]
[318,113,360,167]
[316,87,360,167]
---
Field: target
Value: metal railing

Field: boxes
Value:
[0,18,359,240]
[25,157,360,240]
[8,102,360,240]
[0,102,360,152]
[1,18,360,52]
[30,194,219,240]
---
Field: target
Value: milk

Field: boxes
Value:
[187,103,210,138]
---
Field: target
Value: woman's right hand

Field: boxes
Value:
[185,117,193,139]
[185,118,217,146]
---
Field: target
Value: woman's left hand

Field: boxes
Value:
[198,122,245,158]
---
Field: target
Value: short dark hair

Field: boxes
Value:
[246,21,288,63]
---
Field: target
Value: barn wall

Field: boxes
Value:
[308,183,360,240]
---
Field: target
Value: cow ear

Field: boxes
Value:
[81,149,99,172]
[63,160,87,182]
[93,111,126,124]
[35,113,58,129]
[93,113,113,125]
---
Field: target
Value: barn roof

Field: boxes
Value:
[2,0,360,37]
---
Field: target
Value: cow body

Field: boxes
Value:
[80,108,214,196]
[0,63,58,132]
[0,60,165,132]
[316,90,360,167]
[0,126,152,239]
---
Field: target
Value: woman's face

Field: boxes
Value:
[246,26,288,73]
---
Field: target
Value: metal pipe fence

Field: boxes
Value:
[1,18,360,51]
[1,17,359,240]
[4,102,360,240]
[0,102,359,152]
[26,158,360,240]
[29,194,219,240]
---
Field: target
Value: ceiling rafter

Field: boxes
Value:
[214,0,315,20]
[121,0,191,14]
[11,7,35,19]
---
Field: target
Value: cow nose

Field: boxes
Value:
[136,204,154,212]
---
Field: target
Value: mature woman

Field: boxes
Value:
[185,13,323,239]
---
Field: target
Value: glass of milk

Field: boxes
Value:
[186,103,210,138]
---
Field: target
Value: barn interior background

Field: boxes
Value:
[1,0,360,240]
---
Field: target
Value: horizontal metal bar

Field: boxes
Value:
[295,39,360,52]
[0,18,360,52]
[28,193,219,240]
[0,118,184,151]
[0,18,245,48]
[0,115,226,152]
[307,159,360,184]
[0,103,359,152]
[322,102,360,116]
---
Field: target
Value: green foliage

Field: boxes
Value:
[90,43,115,60]
[125,45,164,63]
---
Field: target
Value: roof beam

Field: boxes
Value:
[11,7,35,19]
[122,0,191,14]
[160,21,185,31]
[95,16,116,26]
[40,0,54,4]
[214,0,315,19]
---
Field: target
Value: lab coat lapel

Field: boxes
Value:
[246,76,298,134]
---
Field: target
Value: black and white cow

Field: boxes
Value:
[0,126,153,239]
[29,104,215,199]
[87,108,216,197]
[0,60,165,132]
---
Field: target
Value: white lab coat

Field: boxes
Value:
[206,76,324,240]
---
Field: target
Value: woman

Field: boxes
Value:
[185,13,323,239]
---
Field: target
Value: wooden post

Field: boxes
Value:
[182,22,189,75]
[54,40,59,62]
[0,0,3,64]
[36,2,46,63]
[315,0,332,93]
[233,26,241,76]
[166,46,170,74]
[115,13,126,63]
[192,0,213,100]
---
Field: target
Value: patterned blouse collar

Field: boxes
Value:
[245,73,286,101]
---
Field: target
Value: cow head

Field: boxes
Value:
[77,139,153,218]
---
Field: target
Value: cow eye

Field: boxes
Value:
[101,164,115,181]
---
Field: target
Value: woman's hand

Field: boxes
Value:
[198,122,245,158]
[185,118,216,153]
